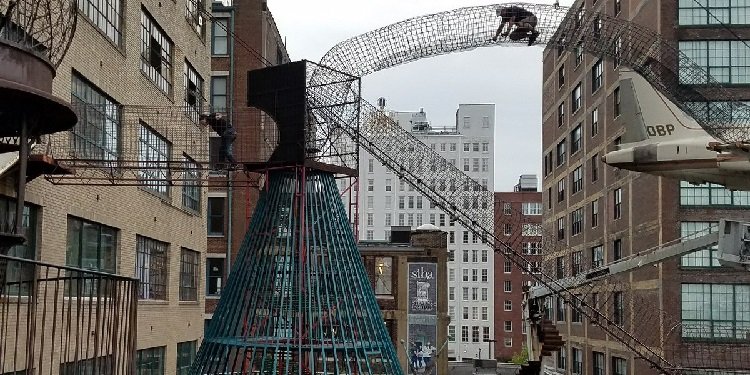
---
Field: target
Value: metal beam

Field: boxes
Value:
[528,232,719,299]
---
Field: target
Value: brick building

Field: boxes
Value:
[494,175,543,361]
[1,0,212,372]
[203,0,289,325]
[359,226,450,375]
[541,1,750,374]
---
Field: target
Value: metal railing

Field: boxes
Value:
[0,253,137,375]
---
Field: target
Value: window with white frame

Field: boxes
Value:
[78,0,122,45]
[136,235,169,300]
[185,0,206,39]
[71,74,120,163]
[522,223,542,236]
[139,122,171,195]
[680,180,750,206]
[210,76,227,112]
[141,9,173,94]
[182,155,200,211]
[571,82,582,113]
[591,59,603,92]
[522,202,542,215]
[571,125,582,154]
[184,61,204,123]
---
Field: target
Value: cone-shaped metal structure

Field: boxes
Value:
[192,169,403,375]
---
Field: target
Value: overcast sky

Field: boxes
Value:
[269,0,574,191]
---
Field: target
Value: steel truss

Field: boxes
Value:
[308,3,750,373]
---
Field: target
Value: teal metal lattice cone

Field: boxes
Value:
[192,170,403,375]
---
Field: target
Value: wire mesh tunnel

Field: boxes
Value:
[191,169,402,375]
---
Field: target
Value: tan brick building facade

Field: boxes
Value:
[1,0,212,372]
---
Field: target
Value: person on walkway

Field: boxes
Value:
[492,5,540,46]
[200,112,237,165]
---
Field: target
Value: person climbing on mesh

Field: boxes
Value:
[492,5,540,46]
[200,112,238,166]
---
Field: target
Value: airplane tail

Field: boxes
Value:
[618,69,709,144]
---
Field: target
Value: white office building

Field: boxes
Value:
[355,103,496,361]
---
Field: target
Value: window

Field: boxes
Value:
[572,166,583,194]
[463,269,469,282]
[179,248,199,301]
[592,245,604,268]
[614,239,623,261]
[593,351,605,375]
[571,295,583,323]
[592,59,603,92]
[679,1,750,26]
[463,287,469,301]
[448,325,456,341]
[185,0,206,38]
[136,346,165,375]
[472,287,479,301]
[591,107,599,136]
[463,159,470,172]
[571,251,582,276]
[681,221,721,267]
[449,287,455,300]
[613,291,624,325]
[523,242,541,255]
[557,178,566,202]
[572,348,583,375]
[136,235,169,300]
[210,76,227,112]
[558,64,565,88]
[141,9,173,94]
[472,326,480,342]
[557,102,565,127]
[472,269,478,282]
[571,208,583,236]
[482,250,488,262]
[472,158,479,172]
[482,287,488,301]
[680,181,750,206]
[78,0,122,45]
[482,307,489,320]
[503,202,512,215]
[556,256,565,279]
[366,230,374,240]
[572,83,582,113]
[206,257,224,296]
[472,306,478,319]
[182,156,200,211]
[556,297,566,322]
[575,42,583,66]
[504,280,512,292]
[613,87,621,117]
[504,300,512,311]
[183,61,204,122]
[473,143,480,152]
[463,116,471,128]
[483,116,490,128]
[211,18,228,54]
[591,199,599,227]
[481,158,489,172]
[504,320,512,332]
[1,199,38,296]
[176,341,196,375]
[463,307,470,320]
[522,223,542,236]
[614,36,622,67]
[612,357,627,375]
[522,202,542,215]
[556,139,566,166]
[70,74,120,163]
[66,216,117,277]
[461,326,469,342]
[463,143,470,152]
[570,125,582,154]
[207,197,225,235]
[504,337,512,347]
[451,143,457,151]
[613,188,623,219]
[482,142,489,152]
[61,356,113,375]
[557,348,567,369]
[139,123,171,196]
[591,154,599,182]
[682,283,750,339]
[504,259,512,273]
[504,223,512,236]
[544,152,553,176]
[614,0,622,14]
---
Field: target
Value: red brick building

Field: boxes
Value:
[541,1,750,374]
[494,175,543,361]
[204,0,289,323]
